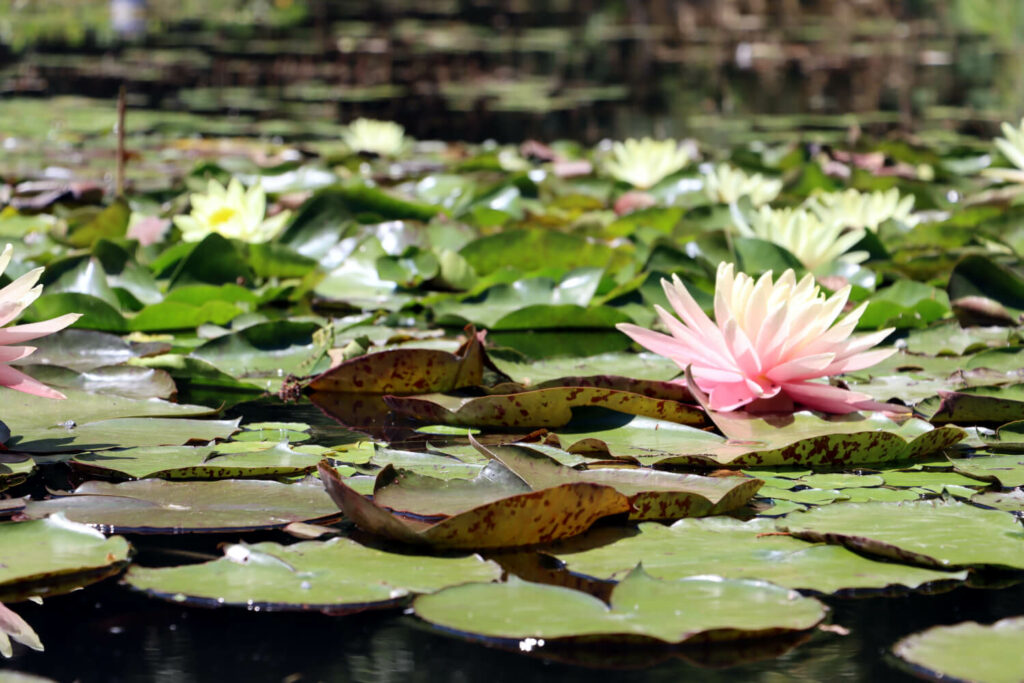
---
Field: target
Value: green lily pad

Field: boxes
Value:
[69,442,322,481]
[413,568,826,644]
[553,517,966,595]
[0,515,131,601]
[20,479,342,534]
[927,384,1024,425]
[778,500,1024,569]
[946,454,1024,485]
[893,616,1024,683]
[125,537,502,613]
[0,387,216,433]
[0,456,34,492]
[9,417,240,454]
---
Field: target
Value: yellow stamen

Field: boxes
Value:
[209,207,237,226]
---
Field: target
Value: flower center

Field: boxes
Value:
[209,207,237,226]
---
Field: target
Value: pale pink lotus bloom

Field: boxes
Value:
[0,601,43,657]
[617,262,897,413]
[0,244,81,399]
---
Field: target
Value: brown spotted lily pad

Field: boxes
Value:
[383,377,705,428]
[308,326,497,394]
[318,461,629,549]
[470,438,762,520]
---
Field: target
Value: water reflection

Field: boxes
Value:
[8,576,1024,682]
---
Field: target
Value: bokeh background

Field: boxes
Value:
[2,0,1022,145]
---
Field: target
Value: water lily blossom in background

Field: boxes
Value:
[603,137,691,190]
[342,118,408,157]
[617,263,897,413]
[804,188,914,231]
[703,164,782,206]
[0,244,80,399]
[737,206,868,273]
[983,118,1024,184]
[173,178,290,244]
[0,602,43,658]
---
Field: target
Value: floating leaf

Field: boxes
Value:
[20,479,341,534]
[69,443,322,481]
[318,462,629,549]
[472,439,761,520]
[893,617,1024,683]
[0,515,130,601]
[778,500,1024,570]
[309,330,492,394]
[384,382,704,429]
[9,417,240,454]
[554,517,966,595]
[554,412,964,468]
[125,537,501,613]
[413,568,826,644]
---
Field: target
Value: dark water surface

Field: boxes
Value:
[4,573,1024,682]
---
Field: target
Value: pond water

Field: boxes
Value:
[6,538,1024,682]
[4,2,1024,682]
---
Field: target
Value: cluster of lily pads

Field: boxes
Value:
[5,115,1024,680]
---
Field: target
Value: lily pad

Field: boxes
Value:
[554,412,965,469]
[384,383,705,429]
[0,515,131,601]
[553,517,965,595]
[9,417,240,454]
[778,500,1024,570]
[893,616,1024,683]
[318,461,629,549]
[309,330,491,394]
[69,443,322,481]
[125,537,502,613]
[473,439,762,520]
[20,479,342,534]
[413,568,826,644]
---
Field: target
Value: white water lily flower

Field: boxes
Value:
[342,118,408,157]
[602,137,691,190]
[804,188,914,231]
[173,178,290,244]
[703,164,782,206]
[738,206,868,272]
[984,118,1024,184]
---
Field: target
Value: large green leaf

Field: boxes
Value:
[0,515,131,601]
[413,568,826,644]
[21,479,342,533]
[778,500,1024,569]
[125,537,501,613]
[893,617,1024,683]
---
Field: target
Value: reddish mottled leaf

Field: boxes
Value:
[309,327,496,394]
[471,438,762,520]
[383,382,705,428]
[318,461,630,549]
[929,386,1024,425]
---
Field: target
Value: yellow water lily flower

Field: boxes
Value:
[703,164,782,206]
[602,137,691,190]
[804,188,914,231]
[173,178,290,244]
[737,206,868,273]
[983,118,1024,184]
[342,118,408,157]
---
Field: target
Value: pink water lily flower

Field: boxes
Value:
[616,263,897,413]
[0,244,81,399]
